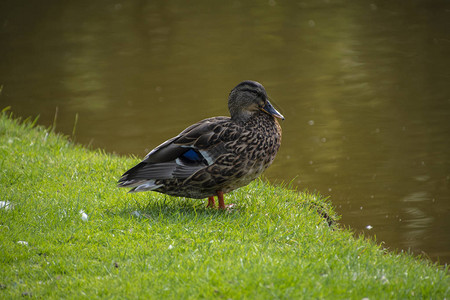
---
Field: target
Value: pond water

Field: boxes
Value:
[1,1,449,264]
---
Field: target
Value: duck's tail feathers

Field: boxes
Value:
[118,179,163,193]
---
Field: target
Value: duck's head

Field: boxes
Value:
[228,80,285,122]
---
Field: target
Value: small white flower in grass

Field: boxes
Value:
[79,210,88,221]
[17,241,28,246]
[60,209,68,219]
[131,211,141,218]
[366,225,373,230]
[0,201,12,210]
[168,244,174,250]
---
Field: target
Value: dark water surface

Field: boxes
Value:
[1,1,449,264]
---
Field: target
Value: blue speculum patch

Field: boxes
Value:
[181,149,203,162]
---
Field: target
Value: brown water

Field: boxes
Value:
[1,1,449,264]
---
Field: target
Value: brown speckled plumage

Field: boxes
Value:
[118,80,284,209]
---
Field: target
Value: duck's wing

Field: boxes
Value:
[117,117,229,189]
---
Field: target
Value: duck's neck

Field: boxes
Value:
[230,110,254,123]
[232,110,275,125]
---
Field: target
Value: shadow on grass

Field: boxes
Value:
[107,192,337,227]
[106,195,244,223]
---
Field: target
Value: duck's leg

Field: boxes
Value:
[217,191,225,210]
[217,191,235,210]
[207,196,216,208]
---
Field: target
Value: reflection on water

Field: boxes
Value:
[1,0,449,264]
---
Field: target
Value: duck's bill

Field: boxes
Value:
[262,100,285,120]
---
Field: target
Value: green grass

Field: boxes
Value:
[0,111,448,299]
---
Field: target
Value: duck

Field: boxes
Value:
[118,80,284,210]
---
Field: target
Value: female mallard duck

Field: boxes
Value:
[118,80,284,209]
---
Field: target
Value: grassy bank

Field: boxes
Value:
[0,111,448,299]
